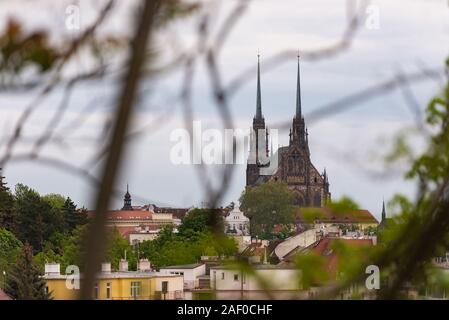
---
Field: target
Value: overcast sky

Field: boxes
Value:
[1,0,448,220]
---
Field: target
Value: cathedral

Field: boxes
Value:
[246,56,331,207]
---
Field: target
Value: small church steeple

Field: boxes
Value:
[381,199,386,222]
[122,184,133,211]
[295,54,302,119]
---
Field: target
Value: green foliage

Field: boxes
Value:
[14,184,50,252]
[294,253,329,290]
[0,168,15,231]
[139,223,237,269]
[239,181,295,238]
[0,19,57,76]
[63,197,88,232]
[178,208,224,237]
[156,0,201,27]
[327,196,360,215]
[105,228,137,271]
[5,244,51,300]
[0,228,22,274]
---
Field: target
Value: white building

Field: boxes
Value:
[129,229,160,244]
[225,208,250,236]
[159,263,206,290]
[210,265,301,291]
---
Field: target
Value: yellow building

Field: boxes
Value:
[43,262,184,300]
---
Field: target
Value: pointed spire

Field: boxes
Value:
[381,199,386,222]
[122,184,133,211]
[255,53,262,120]
[295,54,302,118]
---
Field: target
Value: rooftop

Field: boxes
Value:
[210,264,298,270]
[43,271,182,280]
[88,210,153,220]
[160,263,204,270]
[295,207,378,224]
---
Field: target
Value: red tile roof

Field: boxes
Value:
[88,210,153,220]
[295,207,378,224]
[152,206,190,219]
[309,237,374,278]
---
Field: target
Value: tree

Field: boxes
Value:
[0,168,15,231]
[240,181,295,238]
[5,244,51,300]
[14,184,50,252]
[63,197,87,232]
[42,193,66,238]
[0,228,22,274]
[105,228,137,271]
[178,208,224,237]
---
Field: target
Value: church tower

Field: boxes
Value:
[122,184,133,210]
[245,55,331,207]
[246,55,269,186]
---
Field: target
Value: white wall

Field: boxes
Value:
[154,276,184,293]
[159,265,206,290]
[211,268,301,291]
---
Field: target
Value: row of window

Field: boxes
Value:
[217,272,245,282]
[92,281,169,299]
[93,282,115,299]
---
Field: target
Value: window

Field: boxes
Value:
[93,283,99,300]
[130,282,141,299]
[313,193,321,207]
[234,274,239,281]
[106,282,111,299]
[221,272,225,280]
[162,281,168,294]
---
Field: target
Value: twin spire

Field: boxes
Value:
[255,54,263,120]
[254,54,302,119]
[295,54,302,119]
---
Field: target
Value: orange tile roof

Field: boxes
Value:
[295,207,378,224]
[88,210,153,220]
[309,237,374,278]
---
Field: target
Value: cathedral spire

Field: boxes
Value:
[296,54,302,118]
[255,54,262,120]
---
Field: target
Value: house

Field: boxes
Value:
[224,208,250,236]
[43,261,184,300]
[210,264,301,291]
[87,188,177,244]
[159,263,206,290]
[295,207,379,232]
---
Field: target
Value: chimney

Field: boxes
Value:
[119,259,129,272]
[138,259,151,271]
[101,262,112,273]
[44,263,60,275]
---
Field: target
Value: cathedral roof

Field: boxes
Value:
[295,207,378,224]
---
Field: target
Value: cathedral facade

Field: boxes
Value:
[246,56,331,207]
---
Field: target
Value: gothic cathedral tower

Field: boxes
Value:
[246,56,331,207]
